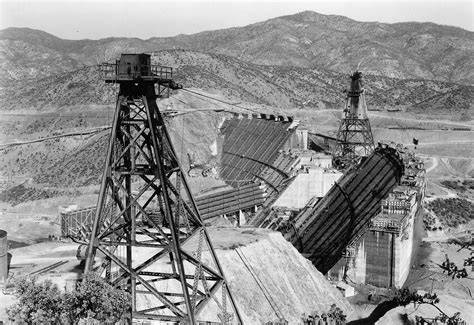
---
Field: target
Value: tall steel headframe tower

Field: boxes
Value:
[332,71,375,169]
[84,54,242,324]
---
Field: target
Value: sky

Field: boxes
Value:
[0,0,472,40]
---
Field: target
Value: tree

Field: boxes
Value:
[7,273,131,324]
[391,288,466,324]
[301,304,347,325]
[327,303,347,323]
[7,277,64,324]
[63,272,131,324]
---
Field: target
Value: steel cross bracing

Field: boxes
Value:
[84,58,242,324]
[333,117,374,166]
[333,72,375,169]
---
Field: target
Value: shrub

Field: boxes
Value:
[7,277,64,324]
[427,198,473,228]
[440,180,465,192]
[7,273,131,324]
[63,272,131,323]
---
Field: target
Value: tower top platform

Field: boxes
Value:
[99,53,177,85]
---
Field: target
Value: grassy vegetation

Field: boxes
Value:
[0,183,79,206]
[423,212,442,231]
[7,273,130,324]
[440,179,474,192]
[427,198,473,228]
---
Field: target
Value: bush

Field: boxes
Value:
[440,180,465,192]
[427,198,473,228]
[7,273,131,324]
[462,179,474,190]
[63,273,131,323]
[7,277,64,324]
[301,304,346,324]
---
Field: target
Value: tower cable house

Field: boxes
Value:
[84,53,242,324]
[332,71,375,169]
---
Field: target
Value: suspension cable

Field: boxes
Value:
[180,88,261,113]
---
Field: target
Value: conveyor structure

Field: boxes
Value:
[195,183,267,220]
[62,184,267,238]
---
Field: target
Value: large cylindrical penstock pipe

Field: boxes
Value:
[0,230,8,283]
[284,147,404,273]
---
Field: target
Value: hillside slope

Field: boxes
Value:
[188,228,353,323]
[155,11,474,84]
[0,50,472,205]
[1,11,473,84]
[1,50,472,119]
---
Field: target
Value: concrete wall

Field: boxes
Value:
[273,169,342,209]
[364,231,396,287]
[329,206,421,288]
[329,239,368,284]
[395,201,421,287]
[296,154,333,169]
[286,129,308,150]
[329,231,397,287]
[0,230,7,283]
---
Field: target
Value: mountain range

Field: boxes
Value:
[0,49,472,121]
[1,10,473,86]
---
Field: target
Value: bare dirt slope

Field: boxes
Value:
[186,228,353,323]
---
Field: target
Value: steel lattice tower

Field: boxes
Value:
[84,54,242,324]
[332,71,374,169]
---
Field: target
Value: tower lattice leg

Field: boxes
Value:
[333,118,375,168]
[332,71,375,169]
[84,83,242,324]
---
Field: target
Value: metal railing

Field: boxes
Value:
[99,62,173,80]
[369,219,402,233]
[99,62,117,79]
[151,65,173,79]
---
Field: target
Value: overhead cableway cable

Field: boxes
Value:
[0,126,110,148]
[180,88,261,113]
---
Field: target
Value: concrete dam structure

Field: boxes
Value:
[273,144,405,274]
[219,113,300,195]
[59,111,425,292]
[329,144,426,288]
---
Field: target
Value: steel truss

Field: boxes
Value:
[332,71,375,169]
[84,79,242,323]
[333,117,374,167]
